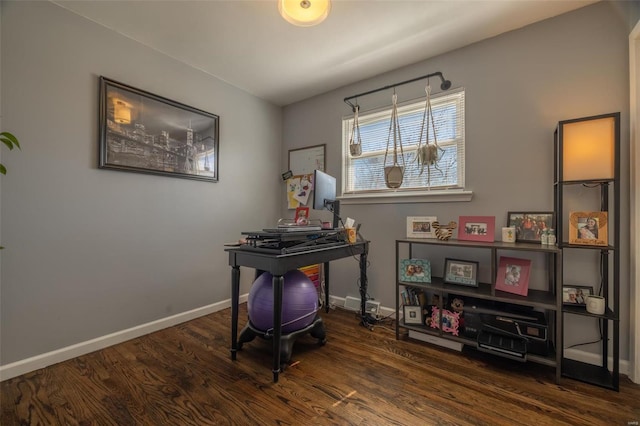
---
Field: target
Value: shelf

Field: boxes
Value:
[554,112,620,392]
[401,323,557,367]
[560,243,615,251]
[562,305,618,320]
[555,178,614,186]
[398,238,561,253]
[399,279,557,311]
[399,278,493,299]
[396,237,562,383]
[562,358,618,390]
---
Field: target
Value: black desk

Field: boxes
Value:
[226,240,369,382]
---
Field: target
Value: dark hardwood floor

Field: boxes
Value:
[2,304,639,425]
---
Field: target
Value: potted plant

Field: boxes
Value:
[1,131,21,249]
[1,131,21,175]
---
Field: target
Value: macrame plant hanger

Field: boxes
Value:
[415,81,444,188]
[384,91,405,189]
[349,104,362,157]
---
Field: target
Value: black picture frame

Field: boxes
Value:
[99,76,219,182]
[443,258,479,287]
[562,285,593,306]
[403,305,424,325]
[507,211,554,243]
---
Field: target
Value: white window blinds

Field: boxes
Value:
[342,88,465,195]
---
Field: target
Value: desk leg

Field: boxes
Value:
[359,250,370,327]
[231,265,240,360]
[324,262,330,313]
[272,274,284,383]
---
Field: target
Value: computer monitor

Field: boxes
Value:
[312,169,340,228]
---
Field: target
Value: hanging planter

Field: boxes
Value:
[349,105,362,157]
[384,93,405,189]
[415,83,444,187]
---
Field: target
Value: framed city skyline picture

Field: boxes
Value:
[99,76,219,182]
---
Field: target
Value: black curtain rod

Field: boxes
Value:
[343,71,452,110]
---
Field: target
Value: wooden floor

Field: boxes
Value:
[2,304,639,425]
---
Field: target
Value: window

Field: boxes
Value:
[342,88,465,199]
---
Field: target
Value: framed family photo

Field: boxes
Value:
[495,256,531,296]
[399,258,432,283]
[99,77,219,182]
[458,216,495,242]
[562,285,593,306]
[443,258,479,287]
[429,307,460,336]
[406,216,437,239]
[507,211,554,243]
[569,211,608,247]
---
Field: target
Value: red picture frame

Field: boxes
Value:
[495,256,532,296]
[458,216,495,242]
[294,206,310,225]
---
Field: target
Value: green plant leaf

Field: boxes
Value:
[0,132,20,150]
[0,164,6,175]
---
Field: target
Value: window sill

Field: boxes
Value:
[339,190,473,205]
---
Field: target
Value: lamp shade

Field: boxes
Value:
[279,0,330,27]
[560,115,616,181]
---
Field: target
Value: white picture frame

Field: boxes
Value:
[406,216,438,239]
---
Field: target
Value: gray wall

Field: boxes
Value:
[282,2,632,360]
[0,2,282,364]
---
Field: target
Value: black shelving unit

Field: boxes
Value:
[395,238,562,382]
[554,112,620,391]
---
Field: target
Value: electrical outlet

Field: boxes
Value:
[365,300,380,316]
[344,296,380,315]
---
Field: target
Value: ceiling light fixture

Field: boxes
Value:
[278,0,331,27]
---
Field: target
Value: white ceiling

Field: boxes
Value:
[53,0,597,106]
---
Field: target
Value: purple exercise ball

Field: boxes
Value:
[248,269,318,333]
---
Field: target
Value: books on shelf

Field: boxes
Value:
[400,287,426,306]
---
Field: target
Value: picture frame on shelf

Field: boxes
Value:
[406,216,438,239]
[495,256,532,296]
[99,76,219,182]
[507,211,554,243]
[458,216,495,242]
[429,307,460,336]
[562,285,593,306]
[403,305,423,325]
[443,258,479,287]
[569,211,608,247]
[399,259,431,283]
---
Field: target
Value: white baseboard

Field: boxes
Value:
[0,294,248,381]
[2,295,630,382]
[564,347,629,377]
[331,296,631,377]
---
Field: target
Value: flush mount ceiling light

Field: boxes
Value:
[279,0,331,27]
